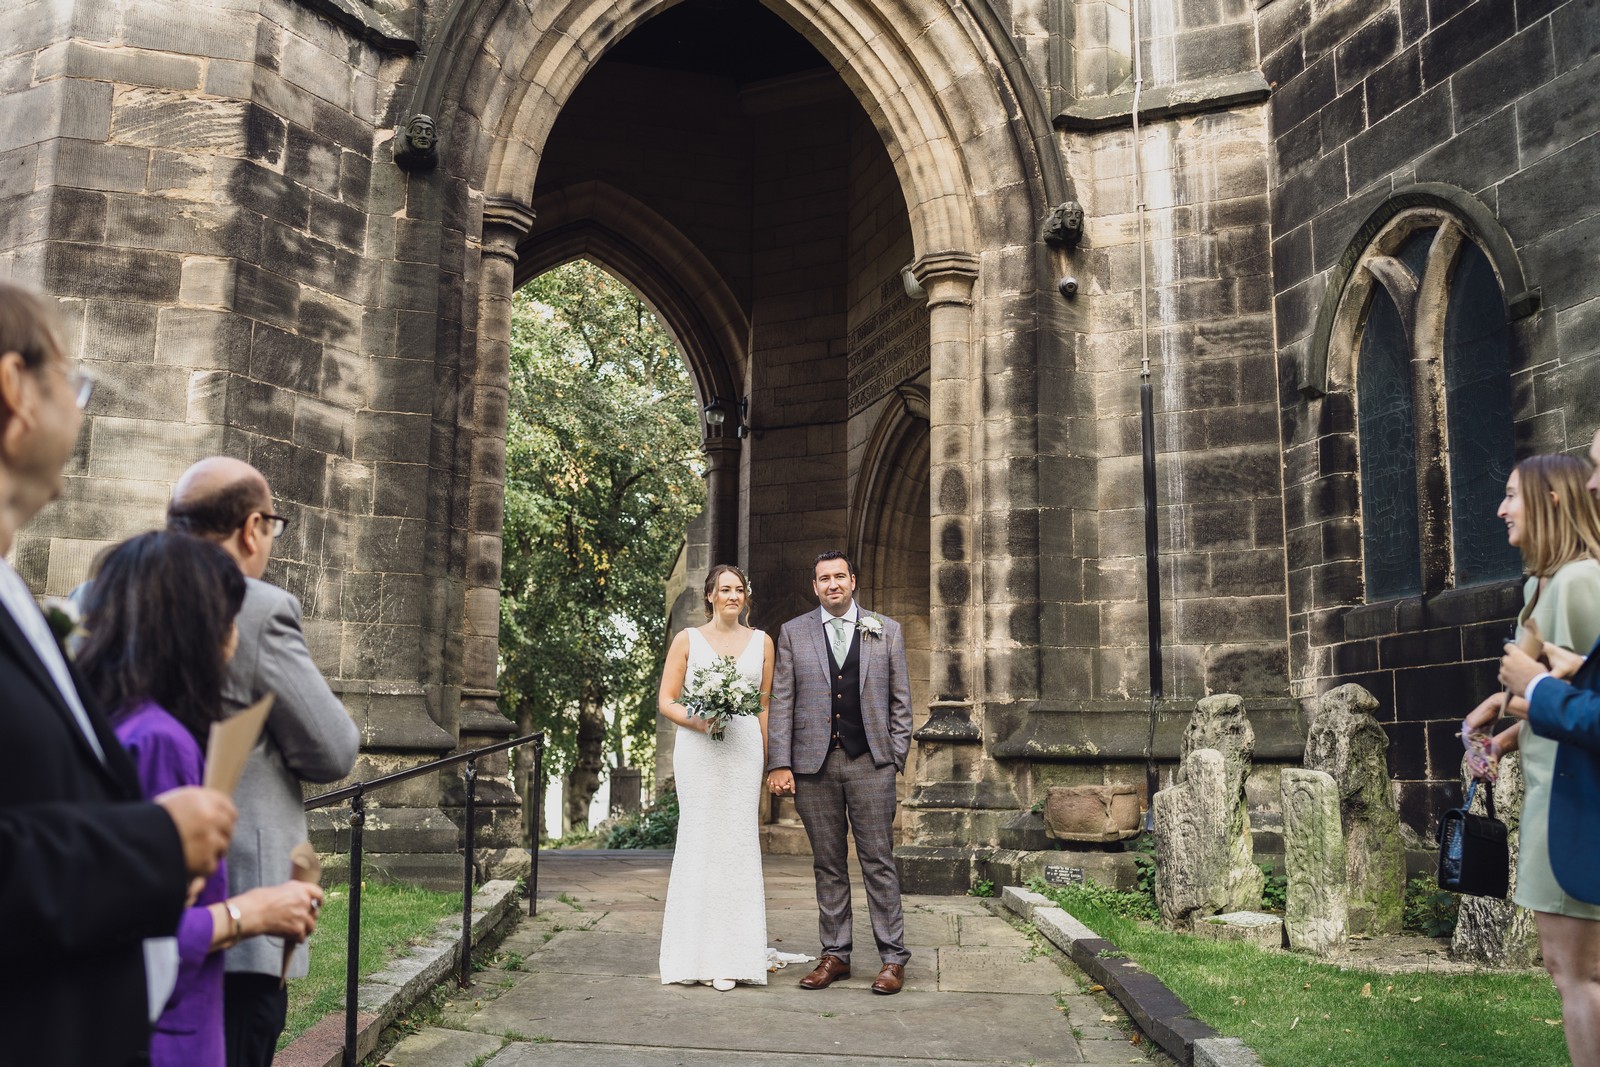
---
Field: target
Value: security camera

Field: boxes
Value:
[1058,276,1078,298]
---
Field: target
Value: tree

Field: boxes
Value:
[498,260,705,834]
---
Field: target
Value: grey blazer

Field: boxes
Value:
[223,578,361,978]
[767,607,912,775]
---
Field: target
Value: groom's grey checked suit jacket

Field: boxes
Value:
[766,608,912,775]
[768,605,913,968]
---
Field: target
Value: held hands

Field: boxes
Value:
[1543,642,1586,680]
[767,768,794,797]
[1499,642,1547,699]
[155,786,237,877]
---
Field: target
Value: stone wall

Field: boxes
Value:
[5,0,1598,872]
[1266,0,1600,829]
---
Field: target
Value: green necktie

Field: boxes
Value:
[828,617,850,667]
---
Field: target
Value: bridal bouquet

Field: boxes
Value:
[682,655,763,740]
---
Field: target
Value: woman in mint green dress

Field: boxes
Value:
[1465,453,1600,1065]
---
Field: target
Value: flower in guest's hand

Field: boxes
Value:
[856,614,883,637]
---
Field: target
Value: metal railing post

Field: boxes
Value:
[530,737,542,916]
[343,789,366,1067]
[459,758,477,988]
[299,733,540,1066]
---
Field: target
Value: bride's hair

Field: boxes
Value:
[703,564,750,619]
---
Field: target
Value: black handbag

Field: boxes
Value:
[1437,778,1510,899]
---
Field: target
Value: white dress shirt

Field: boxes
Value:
[818,601,860,627]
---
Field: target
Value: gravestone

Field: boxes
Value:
[1304,684,1405,935]
[1180,694,1264,913]
[1450,753,1537,967]
[1280,768,1347,955]
[1154,748,1232,927]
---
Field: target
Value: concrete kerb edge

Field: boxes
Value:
[996,886,1262,1067]
[282,878,523,1067]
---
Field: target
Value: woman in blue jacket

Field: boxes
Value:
[1467,453,1600,1067]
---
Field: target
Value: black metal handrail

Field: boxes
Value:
[304,732,543,1067]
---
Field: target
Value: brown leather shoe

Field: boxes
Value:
[798,954,850,989]
[871,962,905,995]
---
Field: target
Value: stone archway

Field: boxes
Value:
[515,178,748,566]
[395,0,1088,872]
[851,380,932,818]
[442,0,1055,748]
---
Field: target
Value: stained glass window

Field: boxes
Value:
[1445,242,1520,585]
[1355,220,1518,602]
[1358,284,1422,599]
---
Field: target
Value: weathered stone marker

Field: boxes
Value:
[1303,683,1405,935]
[1451,753,1537,967]
[1280,768,1347,955]
[1181,694,1264,913]
[1154,748,1231,927]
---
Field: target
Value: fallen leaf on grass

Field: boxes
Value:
[1089,984,1105,992]
[1101,1015,1119,1023]
[1546,1020,1563,1026]
[1290,1017,1299,1030]
[1409,996,1422,1003]
[1360,983,1372,997]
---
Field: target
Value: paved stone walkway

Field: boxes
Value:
[377,851,1163,1067]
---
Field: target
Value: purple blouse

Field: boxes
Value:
[115,702,227,1067]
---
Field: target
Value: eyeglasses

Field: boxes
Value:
[257,513,289,538]
[48,362,94,410]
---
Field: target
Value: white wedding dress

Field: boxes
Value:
[658,627,769,986]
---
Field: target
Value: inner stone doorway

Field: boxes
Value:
[516,0,935,848]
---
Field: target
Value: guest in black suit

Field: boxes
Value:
[0,281,238,1067]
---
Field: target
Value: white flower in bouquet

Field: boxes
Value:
[682,654,765,740]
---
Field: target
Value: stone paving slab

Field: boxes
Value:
[380,853,1157,1067]
[936,945,1075,995]
[484,1043,1145,1067]
[464,972,1086,1063]
[901,907,962,946]
[957,914,1035,949]
[379,1027,505,1067]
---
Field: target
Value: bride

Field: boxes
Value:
[656,564,775,990]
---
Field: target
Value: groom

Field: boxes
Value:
[767,551,913,994]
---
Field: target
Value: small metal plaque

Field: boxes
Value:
[1043,864,1084,887]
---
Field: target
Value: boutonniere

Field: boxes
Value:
[41,597,84,658]
[856,614,883,638]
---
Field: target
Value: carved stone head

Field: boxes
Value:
[406,114,437,150]
[1042,200,1086,248]
[394,114,440,171]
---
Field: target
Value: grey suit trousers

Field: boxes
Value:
[793,746,909,966]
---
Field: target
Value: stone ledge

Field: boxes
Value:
[991,702,1306,762]
[1054,71,1271,131]
[277,878,522,1067]
[997,886,1263,1067]
[291,0,417,53]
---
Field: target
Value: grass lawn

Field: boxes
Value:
[1038,885,1567,1067]
[278,881,463,1050]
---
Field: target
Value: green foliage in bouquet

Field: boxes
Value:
[681,655,763,739]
